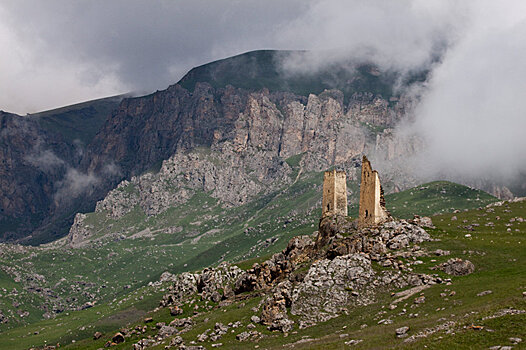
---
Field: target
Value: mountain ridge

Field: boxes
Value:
[0,49,514,245]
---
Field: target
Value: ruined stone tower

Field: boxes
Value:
[358,156,389,228]
[322,169,348,217]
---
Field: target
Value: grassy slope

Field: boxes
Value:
[66,200,525,350]
[30,95,125,145]
[386,181,498,218]
[178,50,426,102]
[0,178,511,349]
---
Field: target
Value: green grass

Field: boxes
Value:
[178,50,428,102]
[0,175,512,349]
[386,181,497,219]
[30,95,125,145]
[37,193,524,349]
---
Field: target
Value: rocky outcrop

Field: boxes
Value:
[291,254,376,324]
[160,214,436,333]
[290,254,419,326]
[160,262,243,307]
[432,258,475,276]
[67,214,92,247]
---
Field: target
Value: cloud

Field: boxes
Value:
[275,0,526,185]
[277,0,466,74]
[410,0,526,182]
[25,149,65,173]
[1,0,525,188]
[0,0,309,114]
[54,168,100,204]
[0,5,123,114]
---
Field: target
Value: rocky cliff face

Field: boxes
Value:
[67,84,414,246]
[3,50,510,244]
[0,112,75,241]
[0,95,125,243]
[83,84,400,179]
[81,83,410,200]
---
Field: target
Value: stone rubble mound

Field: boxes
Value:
[160,215,438,334]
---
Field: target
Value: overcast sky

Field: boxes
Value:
[1,0,526,181]
[0,0,463,114]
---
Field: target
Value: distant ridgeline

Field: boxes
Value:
[179,50,427,103]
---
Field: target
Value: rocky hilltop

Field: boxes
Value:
[113,213,477,349]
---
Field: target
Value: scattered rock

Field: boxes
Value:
[396,326,409,338]
[170,317,193,328]
[93,331,102,340]
[434,249,451,256]
[197,329,210,342]
[476,290,493,297]
[410,215,434,228]
[414,296,426,304]
[170,305,183,316]
[345,339,363,346]
[432,258,475,276]
[510,337,522,344]
[111,332,125,344]
[236,331,251,341]
[404,321,456,343]
[158,325,177,338]
[159,271,176,282]
[169,336,184,347]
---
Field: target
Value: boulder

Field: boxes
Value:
[433,258,475,276]
[111,332,125,344]
[170,305,183,316]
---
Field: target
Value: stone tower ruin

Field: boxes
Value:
[322,169,348,217]
[358,155,389,228]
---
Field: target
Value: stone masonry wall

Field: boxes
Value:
[322,170,348,217]
[358,156,389,227]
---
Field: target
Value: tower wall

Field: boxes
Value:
[358,156,389,228]
[322,170,348,217]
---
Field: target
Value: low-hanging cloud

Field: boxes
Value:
[408,1,526,183]
[277,0,466,75]
[54,168,100,204]
[277,0,526,186]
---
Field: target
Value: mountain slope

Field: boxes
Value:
[0,94,126,243]
[178,50,423,101]
[1,186,522,350]
[0,179,498,336]
[2,50,420,244]
[32,94,126,145]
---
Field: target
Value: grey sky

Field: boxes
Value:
[0,0,309,114]
[1,0,526,181]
